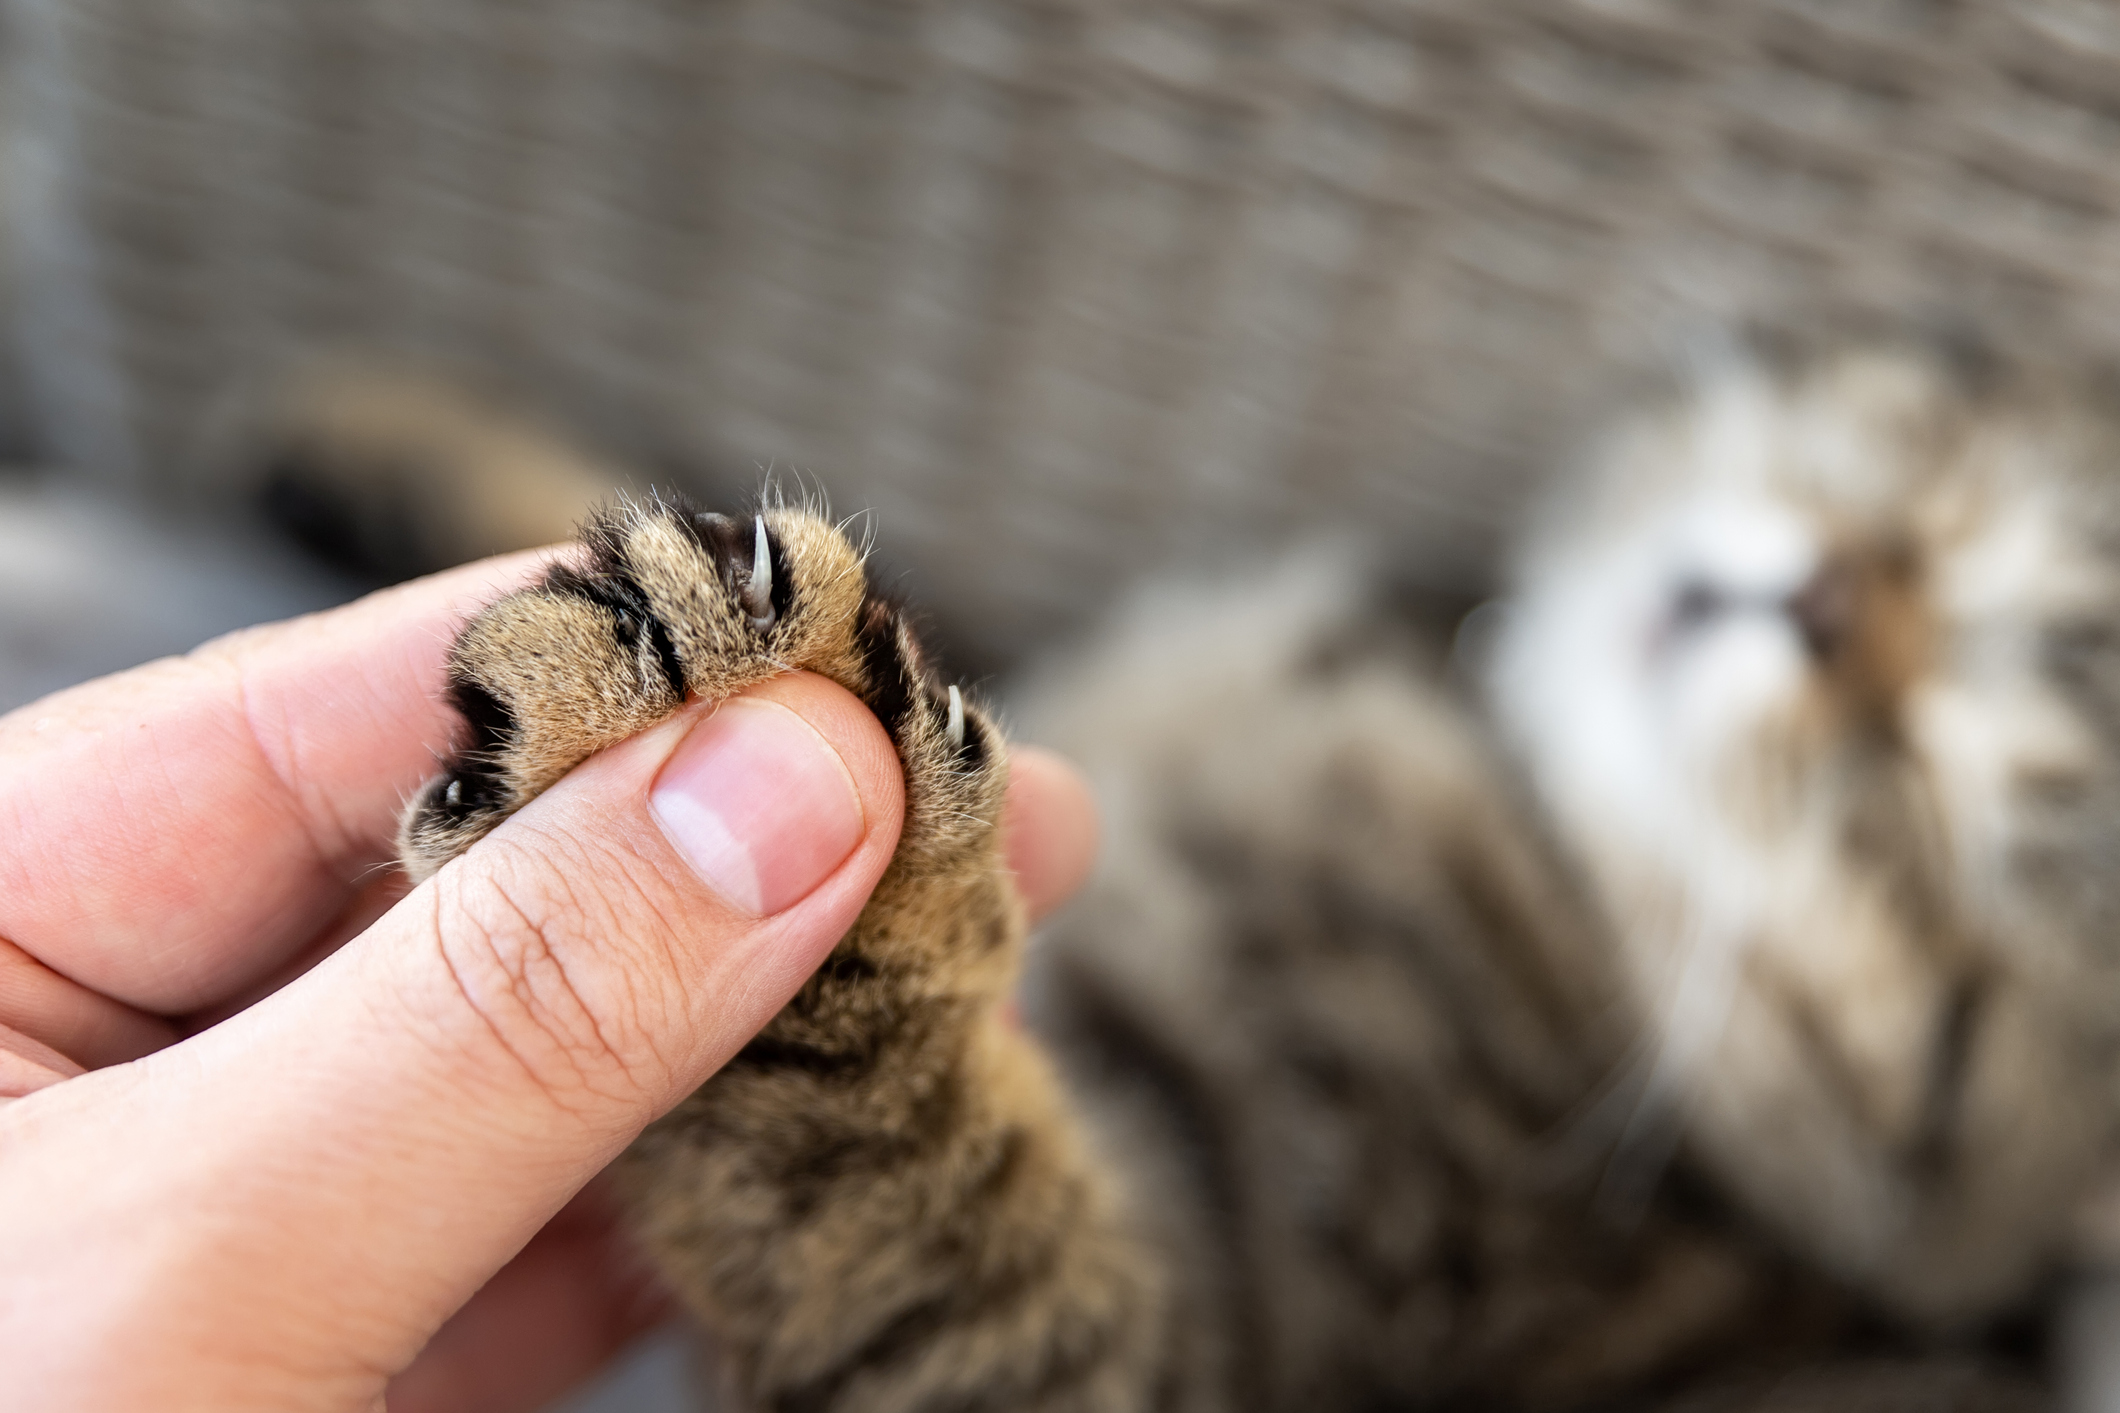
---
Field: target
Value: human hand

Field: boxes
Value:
[0,552,1098,1413]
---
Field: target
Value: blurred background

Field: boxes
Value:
[10,0,2120,1405]
[16,1,2120,715]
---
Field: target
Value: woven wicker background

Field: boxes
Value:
[10,0,2120,667]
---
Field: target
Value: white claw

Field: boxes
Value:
[444,778,463,807]
[743,516,775,631]
[947,684,965,750]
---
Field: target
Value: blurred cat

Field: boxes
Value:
[307,346,2112,1407]
[1020,346,2120,1406]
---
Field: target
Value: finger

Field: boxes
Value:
[1001,745,1100,924]
[0,671,903,1412]
[177,871,414,1038]
[372,746,1090,1413]
[385,1183,671,1413]
[0,550,554,1016]
[0,937,177,1070]
[0,1021,83,1100]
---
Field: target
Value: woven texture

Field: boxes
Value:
[11,0,2120,664]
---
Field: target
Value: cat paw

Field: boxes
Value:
[398,492,1002,885]
[396,492,1163,1411]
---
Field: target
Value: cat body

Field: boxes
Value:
[1012,560,1846,1409]
[385,349,2112,1410]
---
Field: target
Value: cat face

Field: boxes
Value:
[1491,351,2120,1321]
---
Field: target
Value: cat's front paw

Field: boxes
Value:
[398,492,1161,1413]
[399,493,1001,884]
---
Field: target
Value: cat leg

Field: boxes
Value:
[399,494,1170,1412]
[250,365,616,582]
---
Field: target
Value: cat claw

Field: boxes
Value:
[947,684,965,750]
[742,515,776,632]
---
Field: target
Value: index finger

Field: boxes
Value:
[0,551,555,1014]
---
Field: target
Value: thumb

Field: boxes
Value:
[0,671,903,1413]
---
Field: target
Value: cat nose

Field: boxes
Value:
[1785,562,1855,661]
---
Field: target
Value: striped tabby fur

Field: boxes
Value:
[391,348,2110,1410]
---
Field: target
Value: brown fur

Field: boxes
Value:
[253,367,612,582]
[400,493,1169,1411]
[1013,564,1877,1410]
[383,361,2082,1409]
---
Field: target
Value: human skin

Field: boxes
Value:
[0,551,1098,1413]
